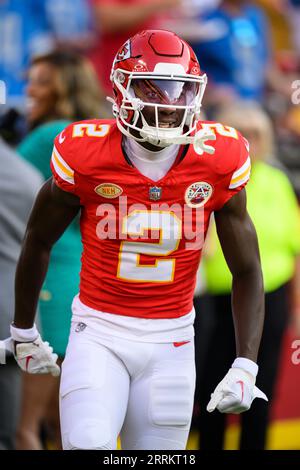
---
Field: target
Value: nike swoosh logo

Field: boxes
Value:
[236,380,244,401]
[173,341,190,348]
[25,355,34,371]
[58,132,66,144]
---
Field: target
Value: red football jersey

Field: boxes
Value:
[50,119,250,319]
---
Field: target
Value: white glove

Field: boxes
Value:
[207,358,268,414]
[193,129,216,155]
[3,324,61,377]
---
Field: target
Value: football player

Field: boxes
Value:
[3,30,267,450]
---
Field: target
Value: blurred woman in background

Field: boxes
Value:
[16,50,108,449]
[196,102,300,449]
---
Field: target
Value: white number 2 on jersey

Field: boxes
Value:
[200,122,238,139]
[117,211,181,283]
[72,123,110,138]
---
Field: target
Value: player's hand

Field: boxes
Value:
[207,365,268,414]
[14,335,60,376]
[193,128,216,155]
[7,324,60,377]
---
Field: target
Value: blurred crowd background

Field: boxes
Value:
[1,0,300,451]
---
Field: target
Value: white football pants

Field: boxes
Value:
[59,322,196,450]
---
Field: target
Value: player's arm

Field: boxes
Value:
[14,177,80,329]
[1,178,81,376]
[215,188,264,362]
[207,189,267,414]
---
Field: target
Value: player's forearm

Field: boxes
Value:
[231,265,264,362]
[14,230,52,329]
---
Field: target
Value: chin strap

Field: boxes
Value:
[144,128,217,154]
[191,128,216,155]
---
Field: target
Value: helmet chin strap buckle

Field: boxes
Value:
[193,129,216,155]
[140,127,217,153]
[139,130,170,148]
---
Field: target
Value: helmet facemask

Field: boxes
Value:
[111,67,207,148]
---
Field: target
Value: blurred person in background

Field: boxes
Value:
[268,88,300,200]
[185,0,271,103]
[15,50,106,450]
[255,0,300,60]
[288,0,300,56]
[169,0,292,112]
[0,0,55,111]
[197,102,300,449]
[255,0,293,55]
[160,0,222,40]
[0,0,97,144]
[43,0,94,53]
[0,136,42,449]
[89,0,182,94]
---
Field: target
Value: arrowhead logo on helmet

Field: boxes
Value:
[115,39,131,63]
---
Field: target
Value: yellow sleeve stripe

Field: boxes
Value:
[231,156,251,179]
[229,156,251,189]
[51,147,74,184]
[53,146,74,177]
[230,166,250,185]
[229,168,250,189]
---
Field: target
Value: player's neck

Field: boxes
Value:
[124,137,179,163]
[123,137,180,182]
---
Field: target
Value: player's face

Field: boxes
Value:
[131,79,194,150]
[26,62,58,127]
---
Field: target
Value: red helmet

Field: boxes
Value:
[109,29,207,147]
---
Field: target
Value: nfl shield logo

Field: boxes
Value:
[149,186,162,201]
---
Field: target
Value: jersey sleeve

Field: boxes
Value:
[214,133,251,210]
[50,124,77,194]
[228,136,251,192]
